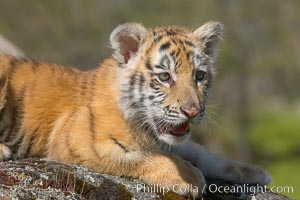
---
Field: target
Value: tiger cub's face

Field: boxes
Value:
[110,22,223,144]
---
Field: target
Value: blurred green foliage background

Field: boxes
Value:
[0,0,299,198]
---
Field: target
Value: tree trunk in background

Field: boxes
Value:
[219,1,253,161]
[236,50,251,161]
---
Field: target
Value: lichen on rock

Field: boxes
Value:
[0,158,292,200]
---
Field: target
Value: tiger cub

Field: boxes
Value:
[0,22,271,197]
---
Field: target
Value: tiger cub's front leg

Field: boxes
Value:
[0,61,11,162]
[46,111,205,197]
[171,141,272,186]
[49,141,205,197]
[84,150,206,198]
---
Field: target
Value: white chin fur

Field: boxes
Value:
[157,131,191,145]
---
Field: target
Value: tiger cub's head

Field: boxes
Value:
[110,22,223,145]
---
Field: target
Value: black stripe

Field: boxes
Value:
[154,35,163,43]
[0,127,5,141]
[175,49,181,58]
[155,28,185,36]
[9,57,19,68]
[65,129,82,162]
[25,134,35,157]
[186,52,191,60]
[148,95,155,100]
[170,50,176,57]
[129,102,140,109]
[17,132,33,158]
[159,55,170,68]
[0,74,7,88]
[139,96,145,104]
[7,85,26,153]
[167,114,180,118]
[184,40,196,47]
[154,65,166,70]
[128,73,138,100]
[159,42,171,51]
[175,60,182,69]
[87,105,102,160]
[7,131,24,153]
[138,73,145,103]
[88,73,97,103]
[156,93,165,98]
[88,106,96,141]
[153,79,160,85]
[127,94,134,100]
[152,90,161,94]
[145,59,153,71]
[24,124,42,158]
[151,100,162,106]
[80,76,88,96]
[168,110,180,114]
[166,30,177,36]
[20,58,30,63]
[110,137,129,153]
[9,58,20,76]
[139,74,145,90]
[31,59,39,72]
[150,82,159,90]
[0,73,8,140]
[194,54,201,65]
[129,72,137,86]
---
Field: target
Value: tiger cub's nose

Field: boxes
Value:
[180,104,200,118]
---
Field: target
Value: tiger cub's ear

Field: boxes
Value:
[110,23,147,66]
[193,21,224,60]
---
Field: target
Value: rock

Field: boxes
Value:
[0,158,292,200]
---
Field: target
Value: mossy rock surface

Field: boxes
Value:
[0,158,292,200]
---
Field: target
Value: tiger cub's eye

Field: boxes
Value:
[158,72,171,82]
[195,70,206,82]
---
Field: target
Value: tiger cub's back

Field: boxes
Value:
[0,55,86,159]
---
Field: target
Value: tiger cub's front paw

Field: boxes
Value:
[142,158,205,197]
[0,144,12,161]
[169,160,206,197]
[219,161,272,185]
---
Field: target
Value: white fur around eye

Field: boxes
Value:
[152,52,177,85]
[198,65,208,72]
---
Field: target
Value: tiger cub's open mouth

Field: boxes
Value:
[155,120,190,137]
[169,121,190,136]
